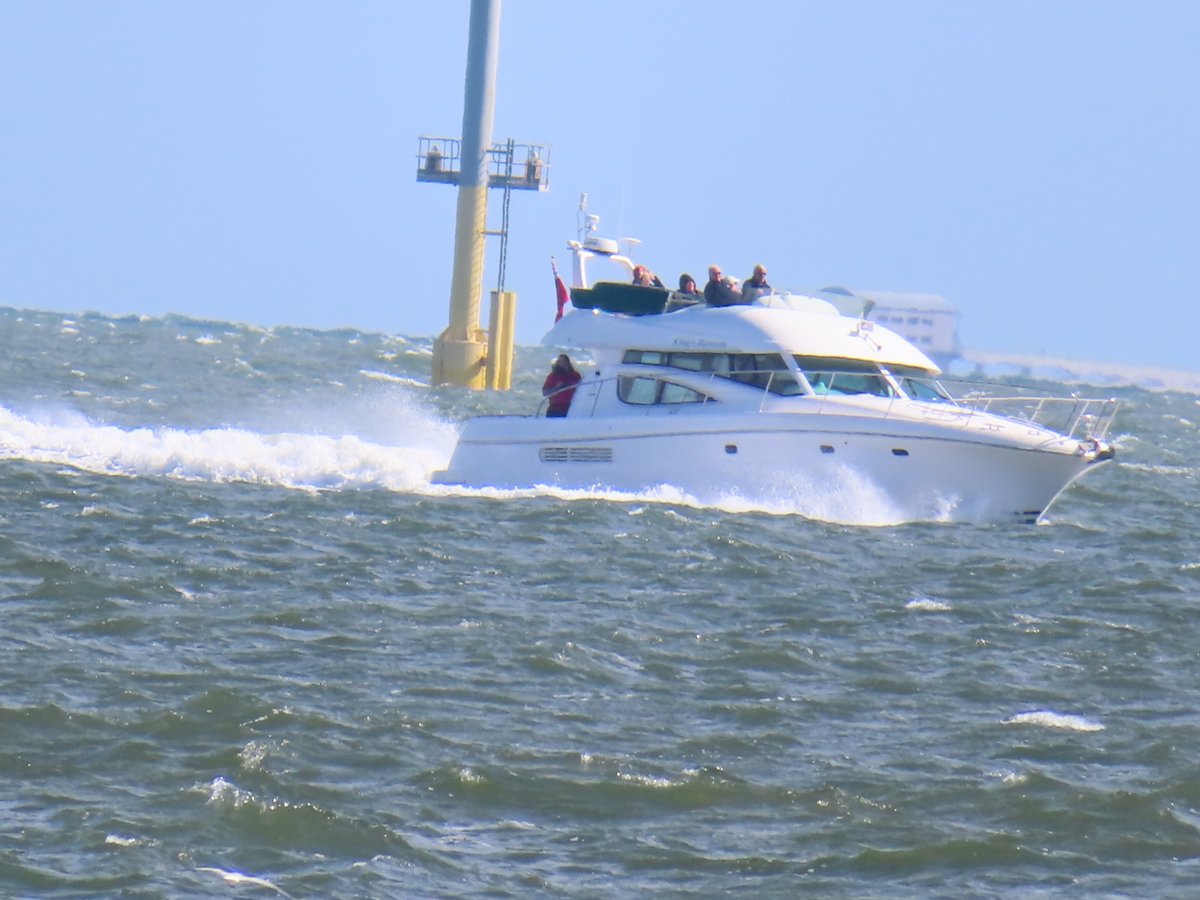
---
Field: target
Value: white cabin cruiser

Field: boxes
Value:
[433,212,1117,524]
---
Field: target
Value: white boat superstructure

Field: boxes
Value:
[433,207,1118,524]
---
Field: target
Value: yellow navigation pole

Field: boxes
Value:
[431,0,500,389]
[419,0,546,389]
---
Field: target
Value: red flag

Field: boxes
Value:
[552,258,570,322]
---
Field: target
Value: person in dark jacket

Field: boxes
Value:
[677,273,701,296]
[542,354,582,417]
[703,265,741,307]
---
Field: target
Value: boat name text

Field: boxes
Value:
[672,338,728,349]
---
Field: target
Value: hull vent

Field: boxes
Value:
[539,447,614,463]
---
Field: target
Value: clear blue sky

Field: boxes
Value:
[2,2,1196,370]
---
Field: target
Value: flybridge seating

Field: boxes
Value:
[570,282,700,316]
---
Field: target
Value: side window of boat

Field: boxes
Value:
[666,352,706,372]
[618,376,659,405]
[622,350,730,377]
[806,371,833,394]
[903,377,948,402]
[795,356,892,397]
[865,373,895,397]
[833,374,889,396]
[758,354,804,396]
[819,371,892,397]
[708,353,732,376]
[659,381,710,404]
[622,350,667,365]
[728,353,761,387]
[724,353,801,394]
[770,379,805,397]
[618,376,711,406]
[884,367,952,402]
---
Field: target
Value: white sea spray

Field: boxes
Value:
[194,867,294,898]
[0,402,455,492]
[202,776,256,807]
[906,597,952,611]
[1003,711,1105,732]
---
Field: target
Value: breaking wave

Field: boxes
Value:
[1003,711,1105,732]
[0,402,456,492]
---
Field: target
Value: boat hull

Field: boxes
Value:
[432,413,1107,524]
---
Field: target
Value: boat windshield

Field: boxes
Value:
[884,365,953,402]
[793,356,894,397]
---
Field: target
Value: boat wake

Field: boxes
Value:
[0,402,457,492]
[429,467,942,527]
[0,402,951,525]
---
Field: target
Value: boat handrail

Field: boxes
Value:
[807,371,1120,441]
[930,378,1120,441]
[534,369,1119,442]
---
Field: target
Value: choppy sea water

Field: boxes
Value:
[1,305,1197,898]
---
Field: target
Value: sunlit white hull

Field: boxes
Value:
[433,410,1110,524]
[435,210,1119,524]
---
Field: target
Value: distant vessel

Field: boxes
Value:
[433,205,1118,523]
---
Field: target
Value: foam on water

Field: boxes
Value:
[426,478,914,527]
[427,460,929,526]
[359,368,428,388]
[906,597,952,612]
[193,867,294,898]
[202,776,257,808]
[104,834,153,848]
[617,771,677,789]
[1123,463,1195,477]
[0,402,457,492]
[1003,711,1105,732]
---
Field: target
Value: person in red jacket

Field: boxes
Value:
[542,354,581,417]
